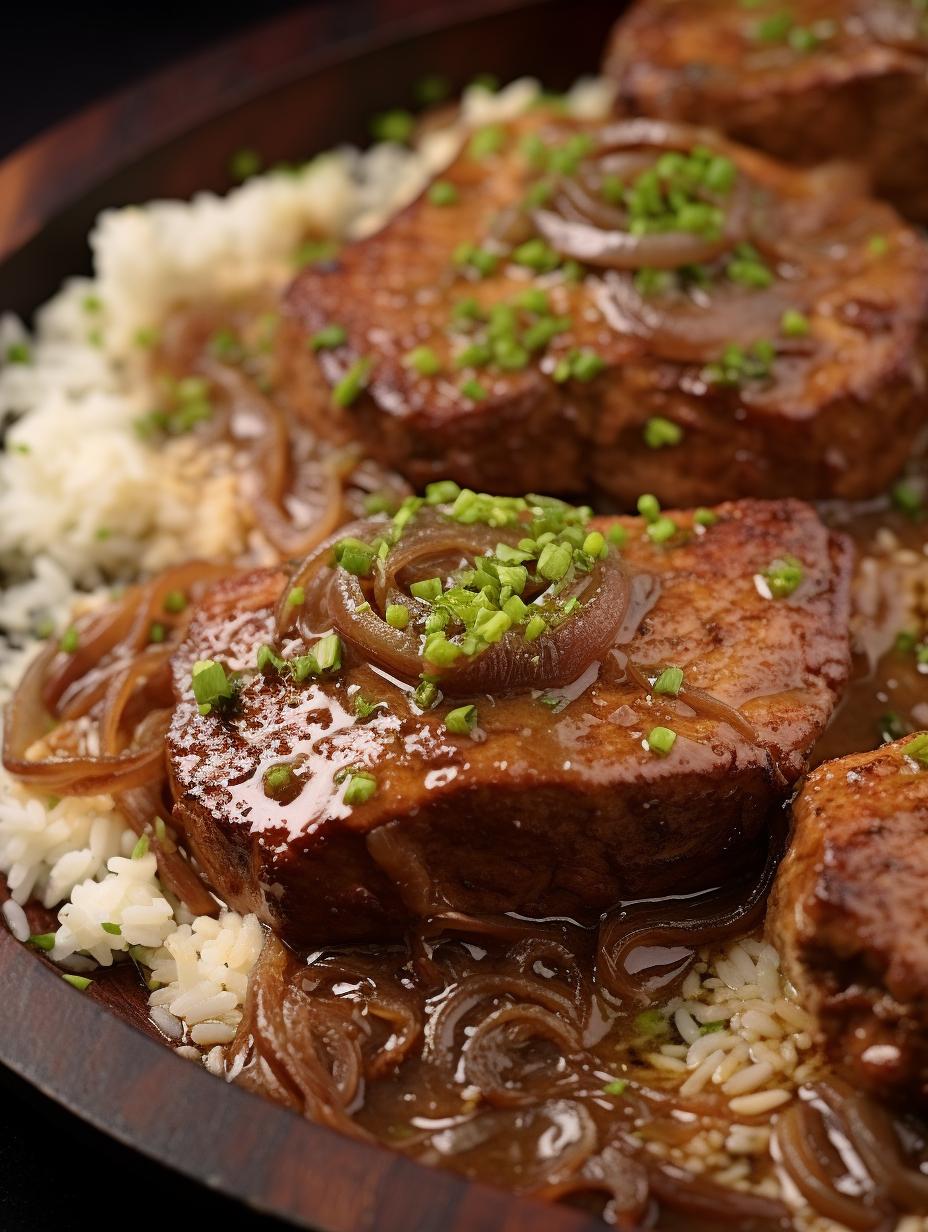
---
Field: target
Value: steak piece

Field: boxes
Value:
[604,0,928,223]
[168,498,852,948]
[278,110,928,508]
[769,735,928,1105]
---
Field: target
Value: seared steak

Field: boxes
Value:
[168,498,852,948]
[769,734,928,1105]
[604,0,928,223]
[279,111,928,509]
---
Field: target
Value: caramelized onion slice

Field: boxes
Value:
[315,512,631,696]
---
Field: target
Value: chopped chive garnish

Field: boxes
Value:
[256,644,286,673]
[444,704,477,735]
[6,342,32,365]
[163,590,187,614]
[892,480,922,516]
[62,974,92,991]
[28,933,56,951]
[902,734,928,768]
[647,516,678,544]
[428,180,459,206]
[353,695,380,719]
[131,834,150,860]
[386,603,410,629]
[148,623,166,645]
[371,109,415,144]
[644,417,683,449]
[313,634,342,672]
[264,763,294,794]
[761,555,804,599]
[693,508,718,527]
[287,586,305,607]
[343,770,377,805]
[59,626,79,654]
[411,577,443,602]
[699,1019,727,1035]
[335,536,377,576]
[468,124,506,159]
[603,1079,628,1096]
[647,726,677,756]
[653,666,684,696]
[635,1008,669,1037]
[310,324,347,351]
[190,658,233,716]
[332,357,373,408]
[460,377,488,401]
[404,345,441,376]
[229,148,262,181]
[781,308,810,338]
[637,494,661,523]
[101,921,122,936]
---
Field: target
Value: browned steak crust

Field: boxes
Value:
[604,0,928,223]
[769,735,928,1105]
[278,112,928,508]
[167,500,852,948]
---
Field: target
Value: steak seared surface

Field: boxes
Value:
[604,0,928,223]
[769,735,928,1106]
[168,499,852,948]
[279,111,928,508]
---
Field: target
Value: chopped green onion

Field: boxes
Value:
[343,770,377,805]
[644,416,683,449]
[386,603,410,629]
[693,508,718,527]
[148,623,166,645]
[468,125,506,159]
[404,345,441,376]
[444,704,477,735]
[512,238,560,272]
[287,586,305,607]
[460,377,488,401]
[62,974,93,991]
[892,480,922,516]
[101,921,122,936]
[190,658,233,716]
[131,834,150,860]
[313,634,342,671]
[653,666,684,696]
[371,109,415,144]
[27,933,56,951]
[781,308,810,338]
[411,577,443,602]
[413,678,441,710]
[264,763,294,794]
[647,516,678,544]
[699,1020,727,1035]
[425,480,461,505]
[902,733,928,769]
[415,74,451,105]
[607,524,629,547]
[6,342,32,365]
[762,556,804,599]
[537,542,573,581]
[524,613,547,642]
[335,537,376,577]
[310,324,347,351]
[582,530,605,558]
[867,234,889,257]
[353,695,380,719]
[647,726,677,756]
[637,494,661,523]
[332,357,373,408]
[603,1079,629,1096]
[163,589,187,613]
[634,1008,669,1037]
[428,180,459,206]
[59,626,79,654]
[229,148,262,181]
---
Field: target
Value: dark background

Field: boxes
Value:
[0,14,310,1229]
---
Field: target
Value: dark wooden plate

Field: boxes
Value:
[0,1,622,1228]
